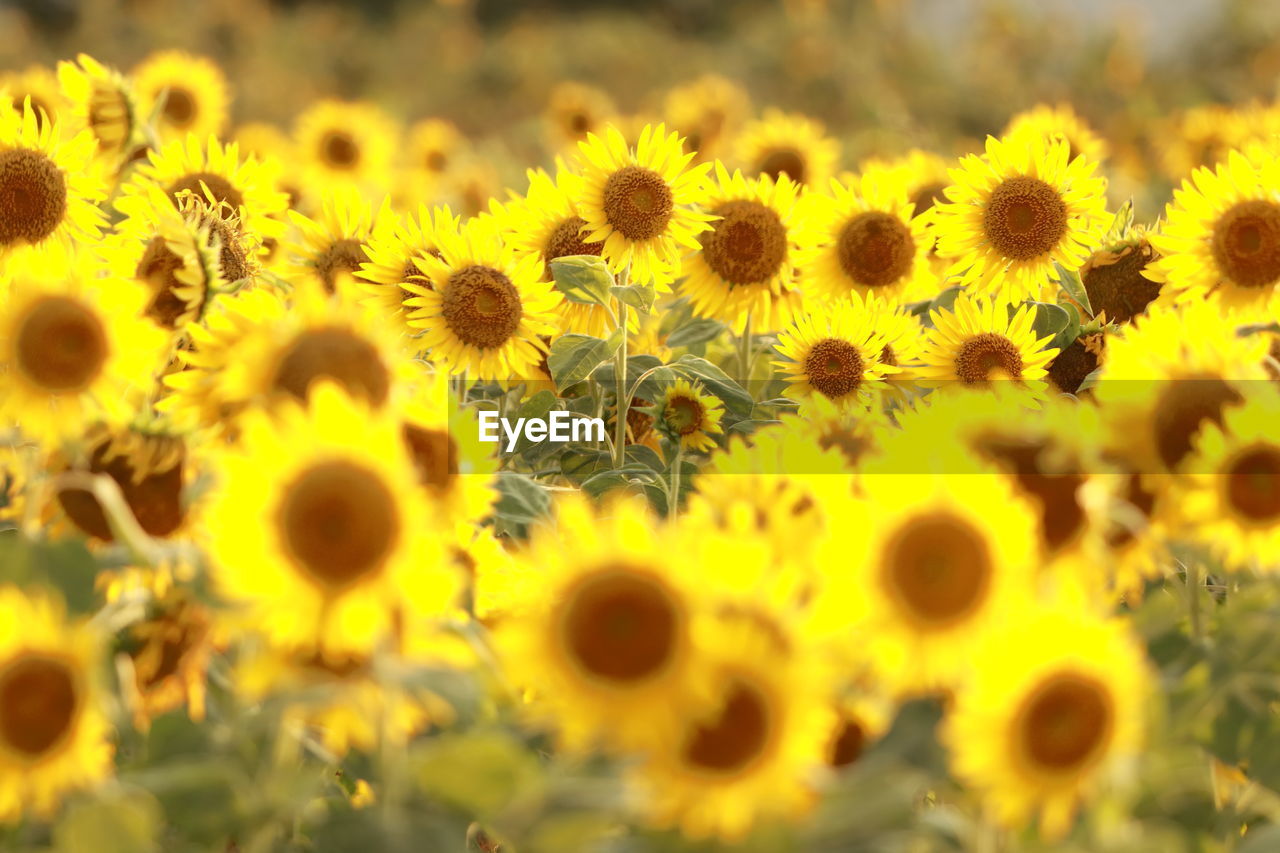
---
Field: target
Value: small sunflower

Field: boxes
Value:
[294,98,397,193]
[1,65,67,128]
[916,293,1058,398]
[655,378,725,453]
[404,214,561,381]
[682,163,811,331]
[1004,103,1110,164]
[1147,150,1280,315]
[286,187,380,296]
[132,50,230,144]
[944,599,1149,839]
[56,53,142,170]
[575,122,715,288]
[663,75,751,164]
[774,294,899,411]
[121,592,216,729]
[0,254,169,441]
[804,168,939,304]
[545,81,618,152]
[858,148,955,225]
[204,382,460,659]
[934,134,1110,301]
[357,202,457,322]
[0,100,106,264]
[0,587,113,821]
[733,109,839,189]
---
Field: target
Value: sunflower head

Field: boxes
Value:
[663,74,751,163]
[652,378,725,453]
[56,53,142,169]
[294,98,398,192]
[774,293,900,411]
[733,109,839,188]
[132,50,230,143]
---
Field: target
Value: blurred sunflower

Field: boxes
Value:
[682,164,810,332]
[287,187,380,295]
[404,214,561,381]
[934,134,1109,301]
[734,109,839,188]
[294,98,398,193]
[406,118,464,181]
[122,592,216,729]
[663,75,751,164]
[545,81,618,152]
[916,294,1058,398]
[55,53,141,170]
[575,123,715,288]
[944,598,1149,839]
[0,587,113,821]
[357,202,457,322]
[132,51,230,144]
[204,383,460,660]
[1,65,67,128]
[774,294,898,411]
[0,101,106,264]
[655,378,725,453]
[805,168,938,304]
[859,148,955,225]
[1004,103,1110,164]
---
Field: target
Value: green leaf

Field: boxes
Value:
[912,286,963,325]
[1104,198,1135,242]
[549,254,614,306]
[1011,300,1072,343]
[492,473,551,537]
[0,533,100,614]
[547,333,621,393]
[1056,264,1092,316]
[511,390,558,454]
[610,283,655,313]
[54,789,163,853]
[414,731,544,820]
[670,355,755,417]
[665,317,728,348]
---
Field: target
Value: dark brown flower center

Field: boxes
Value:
[162,87,197,126]
[0,148,68,247]
[804,338,866,399]
[684,679,771,774]
[168,171,244,210]
[602,165,674,241]
[829,715,867,767]
[1211,199,1280,289]
[837,211,915,288]
[402,424,459,494]
[561,569,678,684]
[1225,445,1280,522]
[983,176,1068,261]
[665,394,705,436]
[320,130,360,170]
[543,215,603,280]
[271,327,391,407]
[1152,376,1241,471]
[1018,672,1113,773]
[15,296,108,392]
[137,236,198,329]
[700,199,788,285]
[314,238,368,295]
[882,513,992,629]
[909,182,948,216]
[280,461,399,590]
[981,439,1086,552]
[954,333,1025,384]
[1082,242,1161,324]
[758,148,805,184]
[0,655,79,757]
[441,265,523,349]
[58,436,187,542]
[1047,336,1102,395]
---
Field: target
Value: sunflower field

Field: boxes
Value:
[6,0,1280,850]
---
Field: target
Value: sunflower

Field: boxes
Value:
[934,133,1110,301]
[356,202,457,322]
[1179,385,1280,572]
[404,214,561,381]
[132,50,230,144]
[575,122,715,288]
[943,598,1149,839]
[294,98,397,193]
[813,472,1040,694]
[774,294,899,411]
[496,168,613,336]
[286,187,380,296]
[1077,225,1162,325]
[55,53,142,170]
[494,494,718,752]
[733,109,839,188]
[1093,299,1269,476]
[204,382,460,659]
[858,148,956,226]
[1158,104,1248,182]
[654,378,725,453]
[803,167,940,304]
[1,65,67,128]
[632,612,833,842]
[121,133,290,248]
[1146,150,1280,315]
[121,592,216,729]
[826,691,895,770]
[0,100,106,264]
[0,254,169,441]
[0,587,113,821]
[399,117,466,205]
[545,81,618,152]
[1004,103,1110,164]
[663,75,751,164]
[682,164,811,332]
[916,293,1058,400]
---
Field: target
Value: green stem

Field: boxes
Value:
[1188,561,1204,641]
[737,310,754,381]
[669,446,684,521]
[612,268,631,469]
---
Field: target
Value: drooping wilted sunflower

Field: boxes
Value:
[55,53,142,170]
[916,293,1058,399]
[733,109,839,189]
[121,592,216,729]
[1,66,67,128]
[1078,221,1162,325]
[545,81,618,152]
[682,164,811,332]
[0,101,106,264]
[805,168,940,304]
[575,122,715,288]
[287,187,380,296]
[132,50,230,144]
[1004,103,1110,164]
[204,382,460,659]
[663,74,751,164]
[404,214,561,381]
[656,378,725,453]
[934,134,1110,301]
[294,98,397,193]
[1147,150,1280,315]
[944,598,1149,839]
[0,254,169,440]
[357,202,457,323]
[774,294,899,412]
[0,587,113,821]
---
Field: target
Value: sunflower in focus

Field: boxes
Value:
[204,383,460,660]
[546,81,618,152]
[683,164,810,332]
[663,75,751,164]
[404,214,561,381]
[0,101,106,264]
[655,378,725,453]
[934,133,1109,301]
[0,254,169,441]
[734,109,839,188]
[1,66,67,128]
[287,187,380,295]
[0,587,113,821]
[357,202,457,322]
[132,51,230,144]
[944,598,1149,839]
[774,294,898,412]
[56,53,141,170]
[575,123,714,288]
[1004,103,1110,164]
[294,99,398,193]
[1147,150,1280,315]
